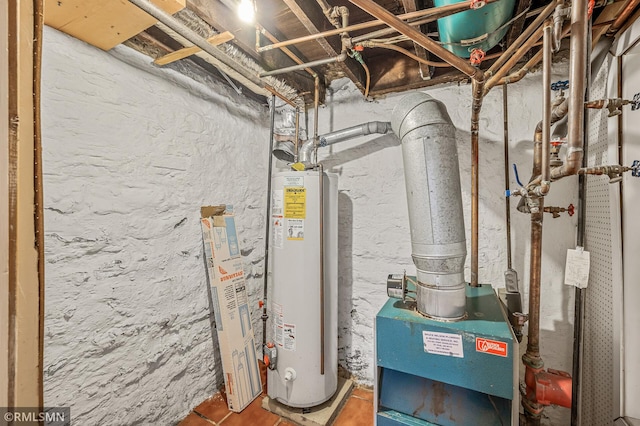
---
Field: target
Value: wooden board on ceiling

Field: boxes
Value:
[44,0,185,51]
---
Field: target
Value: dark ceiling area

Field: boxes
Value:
[47,0,640,105]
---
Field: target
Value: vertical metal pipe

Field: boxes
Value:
[540,21,552,195]
[314,77,320,162]
[262,95,277,351]
[470,76,485,287]
[294,108,300,163]
[392,93,467,319]
[526,204,544,360]
[319,163,325,375]
[503,84,512,270]
[551,0,588,179]
[571,15,592,426]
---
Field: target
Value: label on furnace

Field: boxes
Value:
[475,337,508,357]
[422,331,464,358]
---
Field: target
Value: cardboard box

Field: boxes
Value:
[200,205,262,412]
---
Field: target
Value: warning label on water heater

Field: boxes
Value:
[286,219,304,241]
[283,323,296,351]
[422,331,464,358]
[284,187,306,219]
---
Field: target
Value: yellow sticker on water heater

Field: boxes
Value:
[284,187,306,219]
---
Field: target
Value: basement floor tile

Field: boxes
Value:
[350,387,373,402]
[219,396,281,426]
[194,393,231,423]
[333,395,374,426]
[179,412,215,426]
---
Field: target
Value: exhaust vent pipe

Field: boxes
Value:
[391,93,467,320]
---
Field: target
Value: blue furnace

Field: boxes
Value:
[375,283,518,426]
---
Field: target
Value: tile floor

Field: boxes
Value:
[179,363,374,426]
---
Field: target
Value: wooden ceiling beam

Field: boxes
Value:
[187,0,316,100]
[400,0,432,79]
[368,52,467,96]
[281,0,366,92]
[504,0,533,48]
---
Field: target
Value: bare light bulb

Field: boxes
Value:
[238,0,255,24]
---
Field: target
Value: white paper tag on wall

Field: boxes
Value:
[565,247,590,288]
[422,331,464,358]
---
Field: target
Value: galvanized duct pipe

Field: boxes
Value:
[286,121,392,165]
[391,93,466,320]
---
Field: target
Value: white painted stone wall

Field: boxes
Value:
[315,66,576,424]
[43,24,578,425]
[42,27,270,425]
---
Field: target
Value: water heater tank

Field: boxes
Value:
[267,170,338,407]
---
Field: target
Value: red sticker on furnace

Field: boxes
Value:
[476,337,508,357]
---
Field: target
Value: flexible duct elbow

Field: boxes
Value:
[392,93,467,320]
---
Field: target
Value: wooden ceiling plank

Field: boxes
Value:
[504,0,533,49]
[592,1,627,45]
[187,0,316,99]
[44,0,186,50]
[400,0,431,79]
[281,0,366,91]
[154,31,234,65]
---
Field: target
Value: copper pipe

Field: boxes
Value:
[350,1,497,44]
[526,204,544,359]
[314,76,320,160]
[470,75,485,287]
[497,24,570,86]
[551,0,588,180]
[257,25,317,78]
[486,0,560,78]
[360,41,451,67]
[498,49,543,85]
[607,0,640,35]
[485,25,545,93]
[258,0,496,53]
[503,84,512,270]
[360,41,502,68]
[348,0,480,78]
[539,21,553,196]
[294,107,300,162]
[319,162,325,375]
[522,199,545,425]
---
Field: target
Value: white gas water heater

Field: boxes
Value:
[264,122,392,407]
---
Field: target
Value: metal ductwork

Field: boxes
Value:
[272,121,392,164]
[391,93,466,320]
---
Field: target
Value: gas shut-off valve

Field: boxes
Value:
[263,342,277,371]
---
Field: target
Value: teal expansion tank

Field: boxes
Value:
[433,0,516,58]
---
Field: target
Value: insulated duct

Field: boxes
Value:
[391,93,466,320]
